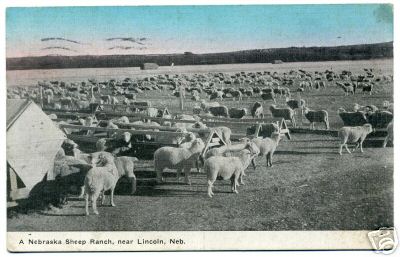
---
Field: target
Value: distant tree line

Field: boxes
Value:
[6,41,393,70]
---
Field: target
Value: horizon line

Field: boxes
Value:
[6,41,393,59]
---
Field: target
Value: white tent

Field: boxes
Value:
[7,99,66,201]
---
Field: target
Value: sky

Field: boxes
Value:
[6,4,393,57]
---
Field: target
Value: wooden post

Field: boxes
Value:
[297,91,303,126]
[39,85,44,108]
[179,84,184,111]
[90,85,95,103]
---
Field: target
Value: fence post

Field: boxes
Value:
[297,91,303,126]
[39,85,44,108]
[180,84,184,111]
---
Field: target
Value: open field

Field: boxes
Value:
[8,133,393,231]
[7,59,394,231]
[6,59,393,88]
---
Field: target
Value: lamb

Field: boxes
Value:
[228,107,248,119]
[303,107,329,130]
[338,124,373,155]
[205,146,259,197]
[153,138,205,184]
[269,105,296,127]
[251,102,264,118]
[84,152,118,215]
[250,132,282,169]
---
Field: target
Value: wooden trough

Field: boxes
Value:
[59,123,228,160]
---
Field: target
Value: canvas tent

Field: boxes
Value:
[7,99,66,202]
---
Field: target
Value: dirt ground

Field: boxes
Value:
[7,133,393,231]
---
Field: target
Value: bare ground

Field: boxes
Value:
[7,133,393,231]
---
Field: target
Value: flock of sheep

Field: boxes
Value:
[8,67,393,215]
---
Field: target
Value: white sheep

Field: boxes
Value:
[114,156,139,194]
[250,132,282,169]
[84,152,119,215]
[338,124,373,155]
[154,138,205,184]
[205,145,259,197]
[303,107,329,130]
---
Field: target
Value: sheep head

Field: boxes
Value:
[190,138,205,153]
[363,124,373,134]
[271,132,283,144]
[245,142,260,157]
[122,132,132,143]
[193,121,207,129]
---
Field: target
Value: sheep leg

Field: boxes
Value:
[196,159,201,173]
[184,168,191,185]
[230,176,238,194]
[239,173,245,185]
[360,141,365,153]
[130,176,137,194]
[269,152,274,166]
[110,186,116,207]
[207,180,215,198]
[266,153,272,167]
[383,136,388,148]
[176,168,182,181]
[339,144,344,155]
[78,186,85,198]
[234,176,239,194]
[345,144,352,154]
[92,193,99,215]
[353,142,360,152]
[85,193,90,216]
[251,158,257,170]
[100,190,105,206]
[156,168,164,183]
